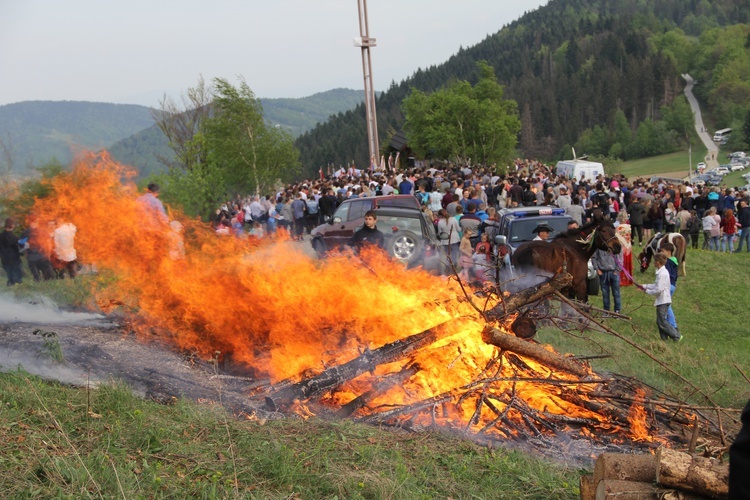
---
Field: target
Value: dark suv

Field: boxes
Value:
[311,198,440,269]
[495,207,572,258]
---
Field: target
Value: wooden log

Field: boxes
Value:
[265,319,462,409]
[579,474,596,500]
[593,453,656,485]
[336,364,419,417]
[481,326,590,377]
[488,271,573,319]
[655,446,729,498]
[595,480,657,499]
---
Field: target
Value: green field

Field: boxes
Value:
[617,149,749,189]
[0,244,747,498]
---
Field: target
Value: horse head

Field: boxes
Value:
[637,249,651,273]
[592,221,622,255]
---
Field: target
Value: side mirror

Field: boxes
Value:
[332,217,342,225]
[495,235,507,246]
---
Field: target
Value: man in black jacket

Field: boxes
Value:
[734,198,750,253]
[347,211,384,252]
[318,189,338,224]
[0,218,23,286]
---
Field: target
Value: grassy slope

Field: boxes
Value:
[618,148,748,189]
[0,374,578,498]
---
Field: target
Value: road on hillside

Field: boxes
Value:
[682,73,719,170]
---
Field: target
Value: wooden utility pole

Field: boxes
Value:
[355,0,379,170]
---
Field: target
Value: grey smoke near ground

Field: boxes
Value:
[0,294,106,325]
[0,293,110,385]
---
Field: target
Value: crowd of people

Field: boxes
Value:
[0,217,78,286]
[4,159,749,294]
[208,158,749,276]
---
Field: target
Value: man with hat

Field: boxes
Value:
[532,223,554,241]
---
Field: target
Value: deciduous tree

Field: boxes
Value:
[403,62,520,167]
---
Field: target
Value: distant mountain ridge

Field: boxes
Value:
[0,101,154,170]
[0,89,366,175]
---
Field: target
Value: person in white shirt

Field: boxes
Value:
[637,252,682,342]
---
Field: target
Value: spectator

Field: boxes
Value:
[628,197,648,246]
[720,208,737,253]
[0,218,23,286]
[347,210,384,252]
[735,199,750,253]
[636,252,682,342]
[51,220,78,279]
[591,247,622,314]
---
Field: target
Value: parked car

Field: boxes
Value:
[696,162,706,171]
[692,173,723,187]
[310,202,440,270]
[730,163,746,172]
[742,172,750,182]
[728,151,746,160]
[707,166,730,176]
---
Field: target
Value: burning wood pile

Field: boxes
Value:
[28,154,731,467]
[234,271,723,465]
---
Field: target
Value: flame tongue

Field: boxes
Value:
[31,152,670,447]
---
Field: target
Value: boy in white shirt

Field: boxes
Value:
[637,252,682,342]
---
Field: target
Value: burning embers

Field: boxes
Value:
[30,153,702,460]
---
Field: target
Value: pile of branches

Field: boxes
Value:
[227,272,732,463]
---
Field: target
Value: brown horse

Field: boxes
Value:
[511,218,622,302]
[637,233,687,276]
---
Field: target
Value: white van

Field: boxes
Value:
[713,128,731,145]
[555,159,604,183]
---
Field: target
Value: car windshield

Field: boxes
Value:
[376,214,423,235]
[509,217,571,244]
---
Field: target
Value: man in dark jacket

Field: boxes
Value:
[318,189,338,223]
[627,197,646,246]
[0,218,23,286]
[735,198,750,253]
[347,210,384,252]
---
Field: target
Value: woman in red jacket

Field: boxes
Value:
[721,208,737,253]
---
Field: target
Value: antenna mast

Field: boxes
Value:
[355,0,379,169]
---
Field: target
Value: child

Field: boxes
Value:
[660,242,679,333]
[637,252,682,342]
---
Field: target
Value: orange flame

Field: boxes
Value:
[27,152,662,444]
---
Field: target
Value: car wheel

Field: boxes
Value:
[387,230,423,264]
[312,238,327,259]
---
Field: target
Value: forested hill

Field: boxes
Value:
[1,89,366,176]
[295,0,749,174]
[0,101,154,170]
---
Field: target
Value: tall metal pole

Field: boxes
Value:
[356,0,379,170]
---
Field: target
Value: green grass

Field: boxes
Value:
[617,150,703,179]
[0,372,580,498]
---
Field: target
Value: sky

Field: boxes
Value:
[1,0,548,108]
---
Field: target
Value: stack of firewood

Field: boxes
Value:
[580,448,728,499]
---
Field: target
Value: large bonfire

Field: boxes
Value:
[29,152,707,461]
